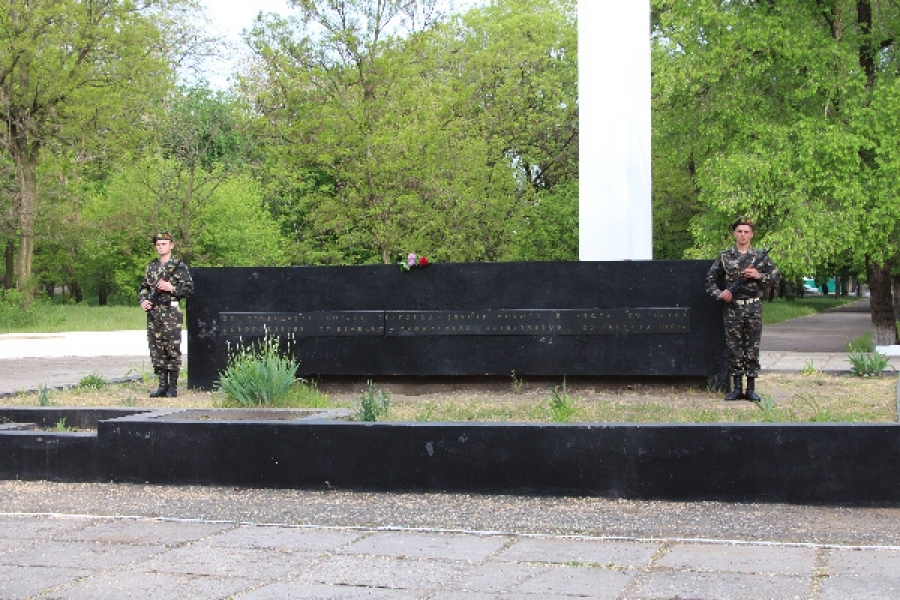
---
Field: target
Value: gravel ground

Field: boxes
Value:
[3,481,900,548]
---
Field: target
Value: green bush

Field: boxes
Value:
[356,380,390,421]
[215,335,299,406]
[78,374,106,390]
[0,289,38,331]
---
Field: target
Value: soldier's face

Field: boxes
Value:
[155,240,173,256]
[732,225,754,245]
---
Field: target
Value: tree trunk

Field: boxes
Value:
[893,273,900,323]
[866,259,899,345]
[3,240,13,289]
[11,133,40,290]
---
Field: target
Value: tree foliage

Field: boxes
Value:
[0,0,201,289]
[653,0,900,342]
[242,0,577,265]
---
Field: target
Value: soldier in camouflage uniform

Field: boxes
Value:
[705,217,780,401]
[138,232,194,398]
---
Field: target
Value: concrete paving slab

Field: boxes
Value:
[0,515,94,539]
[207,524,366,552]
[657,541,818,574]
[237,582,420,599]
[826,547,900,576]
[442,561,545,594]
[819,573,900,600]
[0,539,165,570]
[629,570,811,600]
[342,530,511,561]
[56,570,258,600]
[0,565,94,599]
[138,543,306,580]
[496,537,659,567]
[301,553,475,591]
[512,564,632,598]
[57,518,234,546]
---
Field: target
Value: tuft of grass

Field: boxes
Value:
[848,352,891,378]
[546,378,578,422]
[799,359,820,376]
[754,394,777,422]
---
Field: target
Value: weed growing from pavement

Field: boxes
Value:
[800,360,820,376]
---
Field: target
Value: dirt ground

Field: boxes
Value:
[4,371,898,423]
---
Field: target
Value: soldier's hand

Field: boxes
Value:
[719,289,733,303]
[140,300,153,311]
[743,266,761,280]
[156,280,174,292]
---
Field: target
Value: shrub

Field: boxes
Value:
[356,380,390,421]
[216,335,299,406]
[78,374,106,390]
[0,289,38,331]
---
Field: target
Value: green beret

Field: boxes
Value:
[731,217,754,231]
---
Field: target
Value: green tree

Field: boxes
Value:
[654,0,900,344]
[129,85,256,261]
[0,0,199,289]
[243,0,577,264]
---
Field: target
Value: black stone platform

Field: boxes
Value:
[2,407,899,504]
[187,261,727,391]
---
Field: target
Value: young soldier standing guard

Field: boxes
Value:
[705,217,780,401]
[139,232,193,397]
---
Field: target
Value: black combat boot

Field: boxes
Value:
[745,377,761,402]
[164,370,179,398]
[149,371,168,398]
[724,375,744,401]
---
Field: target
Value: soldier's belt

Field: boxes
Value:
[733,297,759,305]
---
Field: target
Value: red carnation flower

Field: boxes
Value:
[419,256,429,266]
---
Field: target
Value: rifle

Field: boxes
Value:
[725,246,773,296]
[148,259,177,307]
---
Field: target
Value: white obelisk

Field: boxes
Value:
[578,2,652,261]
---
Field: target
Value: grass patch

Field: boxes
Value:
[762,295,860,325]
[1,304,147,333]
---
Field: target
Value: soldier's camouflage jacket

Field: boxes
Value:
[138,258,194,308]
[704,246,780,300]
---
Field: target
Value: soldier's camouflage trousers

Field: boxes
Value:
[147,305,182,373]
[723,301,763,377]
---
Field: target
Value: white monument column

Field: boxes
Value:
[578,2,652,261]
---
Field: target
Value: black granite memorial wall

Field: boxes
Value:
[187,261,726,390]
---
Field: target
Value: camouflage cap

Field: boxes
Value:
[731,216,754,231]
[152,231,173,243]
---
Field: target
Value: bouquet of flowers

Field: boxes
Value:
[399,252,430,272]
